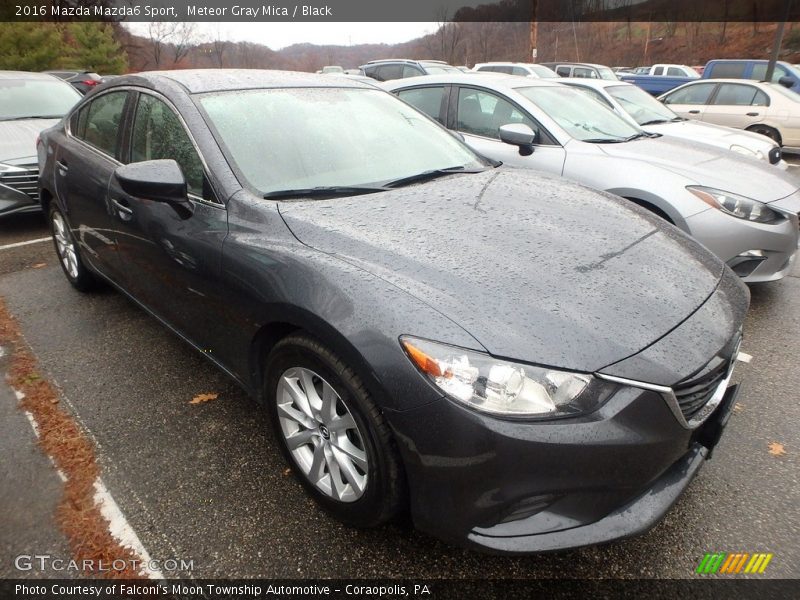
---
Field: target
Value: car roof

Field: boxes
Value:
[106,69,376,94]
[0,71,63,81]
[383,73,564,90]
[542,62,609,68]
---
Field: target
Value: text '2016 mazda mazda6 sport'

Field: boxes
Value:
[38,70,749,553]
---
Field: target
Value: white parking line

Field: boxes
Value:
[0,237,52,251]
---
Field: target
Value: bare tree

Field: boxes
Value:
[171,22,199,67]
[210,24,229,68]
[146,22,175,68]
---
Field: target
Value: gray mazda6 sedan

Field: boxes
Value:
[38,70,749,553]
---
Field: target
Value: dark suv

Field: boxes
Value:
[360,59,461,82]
[43,70,104,95]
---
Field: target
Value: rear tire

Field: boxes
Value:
[49,204,98,292]
[265,334,405,528]
[746,124,782,146]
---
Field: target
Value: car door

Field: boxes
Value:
[450,86,566,173]
[661,82,717,120]
[701,83,769,129]
[55,89,131,283]
[107,90,229,352]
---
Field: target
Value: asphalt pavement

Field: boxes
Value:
[0,208,798,580]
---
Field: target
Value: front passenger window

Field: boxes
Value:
[131,94,205,198]
[456,88,536,140]
[397,87,445,123]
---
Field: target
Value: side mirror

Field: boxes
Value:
[778,76,795,89]
[450,130,466,143]
[499,123,537,156]
[114,159,187,204]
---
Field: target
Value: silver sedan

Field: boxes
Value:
[383,74,800,282]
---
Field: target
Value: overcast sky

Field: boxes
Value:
[125,22,438,49]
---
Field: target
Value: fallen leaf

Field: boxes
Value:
[733,403,743,413]
[190,392,218,405]
[31,263,47,269]
[768,442,787,457]
[283,468,292,476]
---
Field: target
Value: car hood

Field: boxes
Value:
[595,135,798,202]
[645,120,778,153]
[279,169,724,372]
[0,118,60,163]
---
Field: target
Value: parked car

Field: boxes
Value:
[619,71,696,96]
[319,66,344,74]
[472,62,558,78]
[384,74,800,282]
[40,69,748,553]
[360,59,461,81]
[659,79,800,150]
[0,71,81,217]
[540,62,618,80]
[560,78,784,167]
[702,59,800,92]
[43,70,103,94]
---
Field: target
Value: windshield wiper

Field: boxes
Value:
[382,166,487,189]
[639,119,669,125]
[263,186,385,200]
[583,138,626,143]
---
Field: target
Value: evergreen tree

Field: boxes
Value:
[0,23,63,71]
[66,23,128,74]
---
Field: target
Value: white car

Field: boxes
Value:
[658,79,800,151]
[384,74,800,282]
[560,78,785,167]
[472,62,558,78]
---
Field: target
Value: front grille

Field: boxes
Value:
[0,165,39,202]
[769,146,781,165]
[673,357,730,420]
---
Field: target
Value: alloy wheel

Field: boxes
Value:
[52,210,79,279]
[276,367,368,502]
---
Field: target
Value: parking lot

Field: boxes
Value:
[1,181,798,580]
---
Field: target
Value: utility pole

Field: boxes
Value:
[765,0,791,82]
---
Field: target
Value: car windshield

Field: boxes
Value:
[605,84,678,125]
[515,85,641,142]
[0,79,81,120]
[597,67,618,80]
[530,65,558,78]
[199,87,484,195]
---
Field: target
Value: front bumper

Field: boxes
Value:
[684,206,799,283]
[386,379,739,554]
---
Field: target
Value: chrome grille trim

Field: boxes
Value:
[0,165,40,202]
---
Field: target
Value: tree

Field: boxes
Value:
[170,22,200,67]
[66,23,128,73]
[0,23,62,71]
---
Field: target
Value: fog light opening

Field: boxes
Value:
[727,250,768,278]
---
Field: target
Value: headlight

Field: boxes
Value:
[687,186,783,224]
[729,144,764,161]
[400,336,617,418]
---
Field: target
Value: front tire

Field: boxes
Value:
[746,124,782,146]
[265,334,405,527]
[49,204,98,292]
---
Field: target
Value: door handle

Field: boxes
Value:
[110,197,133,220]
[746,112,759,117]
[688,110,700,114]
[56,160,68,173]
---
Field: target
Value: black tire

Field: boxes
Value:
[49,203,98,292]
[746,124,782,146]
[264,334,405,527]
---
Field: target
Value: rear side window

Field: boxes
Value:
[707,62,746,78]
[713,84,763,106]
[573,67,597,79]
[374,64,403,81]
[74,91,128,158]
[653,66,664,75]
[511,67,528,76]
[556,66,571,77]
[397,87,446,123]
[131,94,205,198]
[666,67,683,76]
[663,83,717,105]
